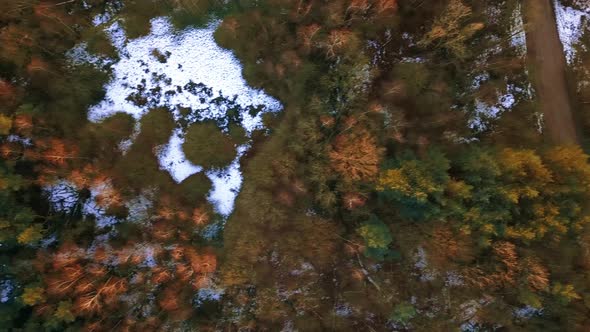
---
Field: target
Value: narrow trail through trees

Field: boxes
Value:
[524,0,579,145]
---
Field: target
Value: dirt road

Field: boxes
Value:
[523,0,579,145]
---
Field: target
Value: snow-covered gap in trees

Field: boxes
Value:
[194,288,225,308]
[75,16,282,217]
[44,180,150,228]
[206,144,249,216]
[468,84,520,131]
[44,176,156,229]
[554,0,590,63]
[88,17,282,123]
[45,180,80,214]
[157,128,203,183]
[511,2,527,56]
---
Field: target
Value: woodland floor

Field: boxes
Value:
[524,0,579,144]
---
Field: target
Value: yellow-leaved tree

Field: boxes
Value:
[419,0,484,59]
[0,114,11,135]
[21,286,46,306]
[17,225,43,244]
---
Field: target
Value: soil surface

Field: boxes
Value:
[524,0,579,145]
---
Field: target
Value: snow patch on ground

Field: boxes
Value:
[157,128,203,183]
[45,180,155,228]
[513,305,543,319]
[413,247,437,282]
[194,288,224,307]
[206,144,248,216]
[468,84,523,131]
[88,17,281,124]
[511,2,527,56]
[554,0,590,62]
[0,279,14,303]
[74,16,282,217]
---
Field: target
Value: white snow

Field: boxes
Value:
[194,288,224,307]
[45,180,80,213]
[157,128,203,183]
[88,17,281,124]
[206,144,249,216]
[125,190,155,223]
[6,135,32,146]
[554,0,590,63]
[513,305,543,319]
[468,84,521,131]
[511,2,527,56]
[0,279,14,303]
[413,247,437,282]
[78,16,282,217]
[45,180,156,228]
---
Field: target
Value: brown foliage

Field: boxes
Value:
[343,192,367,210]
[493,242,518,270]
[0,79,16,103]
[93,246,110,264]
[329,129,384,182]
[292,0,314,19]
[152,221,175,241]
[188,251,217,274]
[86,264,107,277]
[75,293,102,316]
[522,257,549,291]
[220,17,239,38]
[26,57,50,74]
[84,321,103,332]
[192,275,212,289]
[33,303,54,317]
[152,268,173,285]
[176,263,194,282]
[192,207,210,226]
[426,226,473,269]
[63,264,84,280]
[52,243,83,269]
[290,179,307,195]
[0,143,22,160]
[115,247,135,265]
[297,24,321,52]
[157,206,176,220]
[94,182,123,209]
[68,166,96,189]
[375,0,398,15]
[159,285,181,312]
[347,0,370,13]
[319,115,336,128]
[74,278,95,295]
[0,26,33,60]
[98,277,128,298]
[34,138,78,167]
[276,189,296,206]
[33,3,73,35]
[323,29,355,58]
[170,246,185,261]
[463,241,545,291]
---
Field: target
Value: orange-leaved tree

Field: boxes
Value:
[329,128,384,182]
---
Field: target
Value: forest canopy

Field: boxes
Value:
[2,0,590,331]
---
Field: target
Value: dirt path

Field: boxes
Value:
[523,0,579,145]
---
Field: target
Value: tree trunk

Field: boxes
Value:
[523,0,578,145]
